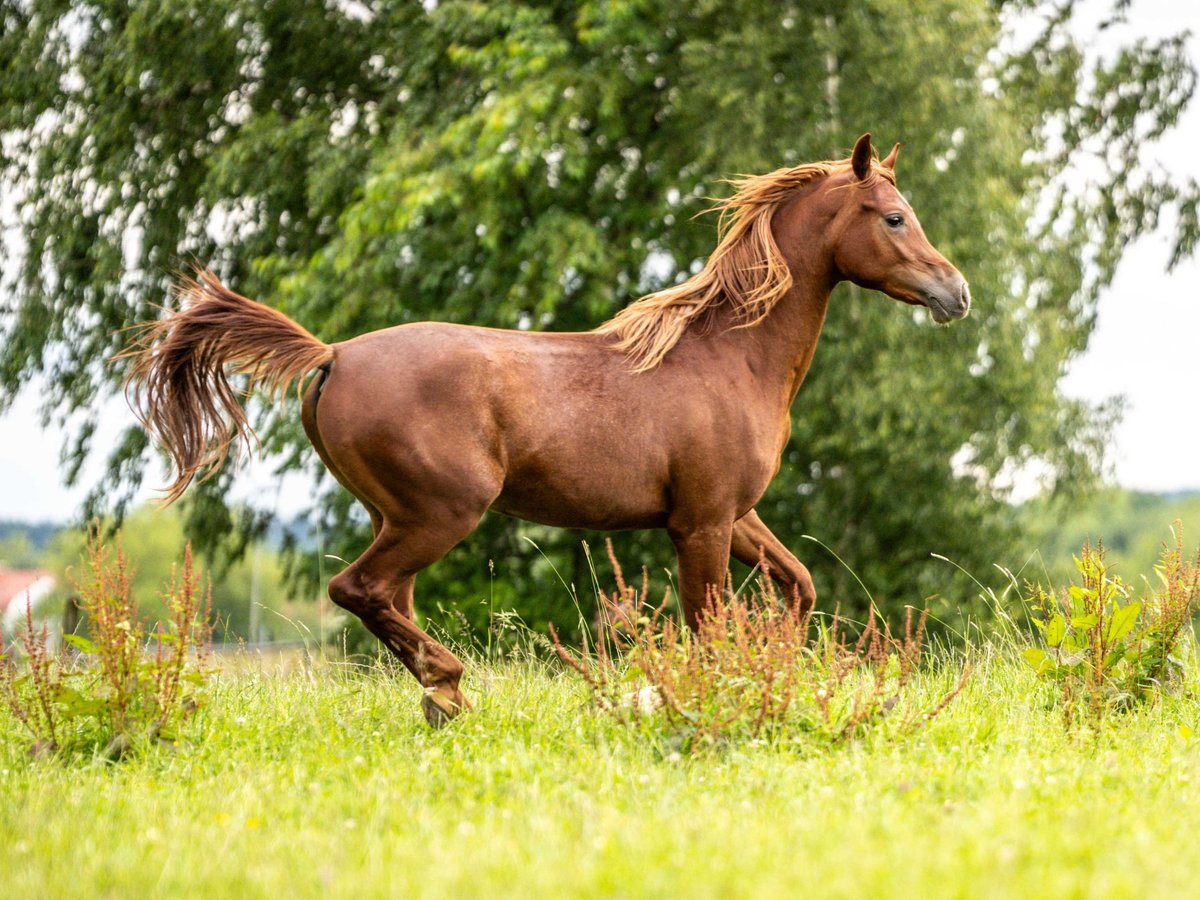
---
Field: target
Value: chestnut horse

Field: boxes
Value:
[125,134,969,725]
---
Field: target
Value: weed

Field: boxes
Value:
[553,541,969,752]
[1023,524,1200,728]
[0,528,213,759]
[0,605,64,757]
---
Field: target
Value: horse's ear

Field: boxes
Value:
[851,133,873,180]
[881,142,900,171]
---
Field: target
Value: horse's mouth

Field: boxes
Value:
[925,282,971,324]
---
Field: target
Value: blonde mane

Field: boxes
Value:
[596,156,896,371]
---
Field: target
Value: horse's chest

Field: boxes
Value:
[739,444,785,497]
[680,417,786,508]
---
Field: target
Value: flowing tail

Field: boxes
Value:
[120,270,333,504]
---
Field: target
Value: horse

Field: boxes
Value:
[123,133,970,725]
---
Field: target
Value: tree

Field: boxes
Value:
[1020,488,1200,589]
[2,0,1196,633]
[0,531,38,568]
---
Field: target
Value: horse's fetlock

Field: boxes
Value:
[417,642,464,686]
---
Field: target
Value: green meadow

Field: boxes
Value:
[4,643,1198,899]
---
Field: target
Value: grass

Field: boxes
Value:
[3,640,1199,899]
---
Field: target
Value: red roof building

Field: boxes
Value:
[0,567,57,630]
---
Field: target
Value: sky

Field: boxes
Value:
[1,1,1198,524]
[1056,0,1200,494]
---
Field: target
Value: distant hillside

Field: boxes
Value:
[0,520,64,560]
[0,512,316,565]
[1017,489,1200,589]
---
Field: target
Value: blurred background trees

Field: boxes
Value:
[2,0,1196,639]
[1,506,320,645]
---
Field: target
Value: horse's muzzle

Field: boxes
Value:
[926,278,971,324]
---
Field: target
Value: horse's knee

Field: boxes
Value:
[328,568,388,617]
[328,570,359,613]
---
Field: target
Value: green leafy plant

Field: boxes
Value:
[1,530,213,759]
[1023,526,1200,726]
[553,542,969,753]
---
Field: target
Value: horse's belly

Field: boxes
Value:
[491,465,670,531]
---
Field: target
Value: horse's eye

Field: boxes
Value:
[885,214,905,228]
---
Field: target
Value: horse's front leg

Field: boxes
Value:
[668,517,735,630]
[730,508,817,613]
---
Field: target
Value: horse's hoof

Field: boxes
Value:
[421,688,468,728]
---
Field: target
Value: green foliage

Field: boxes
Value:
[1,529,213,758]
[0,530,39,568]
[2,0,1197,634]
[1023,528,1200,727]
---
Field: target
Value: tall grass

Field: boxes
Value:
[551,541,969,752]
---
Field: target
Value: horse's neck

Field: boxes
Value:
[768,276,834,404]
[699,269,834,409]
[710,187,838,407]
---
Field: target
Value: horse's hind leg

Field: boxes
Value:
[328,518,481,726]
[302,378,386,537]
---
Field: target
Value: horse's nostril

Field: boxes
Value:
[960,282,971,309]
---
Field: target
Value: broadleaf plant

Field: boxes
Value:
[1023,524,1199,727]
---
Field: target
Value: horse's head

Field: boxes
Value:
[824,133,970,324]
